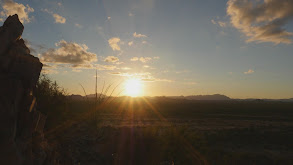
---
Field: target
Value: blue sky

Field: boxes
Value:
[1,0,293,98]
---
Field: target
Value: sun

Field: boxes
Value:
[124,78,142,97]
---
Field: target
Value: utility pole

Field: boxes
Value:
[95,69,97,101]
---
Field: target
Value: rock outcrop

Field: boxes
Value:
[0,14,54,165]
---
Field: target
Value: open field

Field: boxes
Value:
[45,98,293,165]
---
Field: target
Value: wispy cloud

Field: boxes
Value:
[121,67,131,70]
[183,82,197,85]
[0,0,34,23]
[110,72,173,83]
[211,19,217,25]
[244,69,254,74]
[110,72,151,78]
[41,68,58,74]
[227,0,293,44]
[133,32,147,38]
[42,9,66,24]
[104,56,119,63]
[75,23,83,28]
[96,64,117,70]
[218,21,227,27]
[142,78,173,83]
[211,19,227,27]
[41,40,97,68]
[108,37,121,51]
[139,57,152,63]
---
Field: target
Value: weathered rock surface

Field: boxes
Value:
[0,14,55,165]
[0,14,24,56]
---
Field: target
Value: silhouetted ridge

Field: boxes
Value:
[169,94,230,100]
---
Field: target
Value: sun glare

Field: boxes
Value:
[124,78,142,97]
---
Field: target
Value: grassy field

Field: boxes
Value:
[44,97,293,165]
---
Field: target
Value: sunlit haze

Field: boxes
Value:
[2,0,293,99]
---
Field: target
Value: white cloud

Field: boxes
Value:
[57,2,62,6]
[128,41,133,46]
[244,69,254,74]
[0,0,34,23]
[108,37,121,51]
[42,9,66,24]
[133,32,147,38]
[153,56,160,60]
[41,40,97,68]
[130,57,152,63]
[104,56,119,63]
[227,0,293,44]
[53,13,66,23]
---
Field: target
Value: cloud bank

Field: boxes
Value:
[227,0,293,44]
[0,0,34,23]
[41,40,97,68]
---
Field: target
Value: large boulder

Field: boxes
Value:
[0,14,48,165]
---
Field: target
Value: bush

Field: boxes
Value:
[35,74,67,114]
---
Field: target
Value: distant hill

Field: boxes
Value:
[68,94,84,100]
[169,94,230,100]
[86,93,107,98]
[185,94,230,100]
[67,94,107,100]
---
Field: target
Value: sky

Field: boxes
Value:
[1,0,293,99]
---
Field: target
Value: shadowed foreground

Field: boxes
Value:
[45,98,293,165]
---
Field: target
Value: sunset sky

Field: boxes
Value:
[1,0,293,98]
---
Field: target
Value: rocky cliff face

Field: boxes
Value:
[0,15,56,165]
